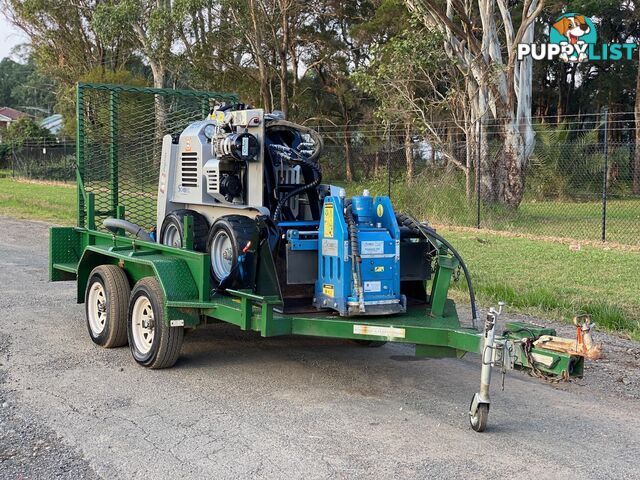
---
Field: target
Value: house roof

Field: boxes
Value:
[40,114,63,135]
[0,107,28,121]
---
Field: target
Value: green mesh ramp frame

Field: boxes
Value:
[76,83,238,231]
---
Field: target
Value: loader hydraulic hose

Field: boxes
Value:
[401,214,479,330]
[345,201,366,313]
[271,157,322,221]
[266,120,324,222]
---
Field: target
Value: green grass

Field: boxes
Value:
[1,177,638,338]
[340,172,640,245]
[441,228,640,340]
[0,177,76,224]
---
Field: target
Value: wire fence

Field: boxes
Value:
[2,111,640,245]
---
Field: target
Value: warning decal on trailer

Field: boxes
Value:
[353,325,405,339]
[324,203,334,238]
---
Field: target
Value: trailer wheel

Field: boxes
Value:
[207,215,257,289]
[469,396,489,432]
[127,277,183,369]
[160,209,209,251]
[85,265,130,348]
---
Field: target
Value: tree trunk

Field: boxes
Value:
[343,123,353,182]
[278,1,290,117]
[634,49,640,194]
[404,121,414,181]
[248,0,272,110]
[374,150,380,177]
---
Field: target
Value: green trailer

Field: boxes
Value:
[50,84,586,432]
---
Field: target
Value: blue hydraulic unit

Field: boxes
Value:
[313,191,406,316]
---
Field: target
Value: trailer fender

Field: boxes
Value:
[76,247,201,327]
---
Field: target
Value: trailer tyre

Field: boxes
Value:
[207,215,257,289]
[85,265,130,348]
[127,277,184,369]
[160,209,209,251]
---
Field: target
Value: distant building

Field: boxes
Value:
[0,107,28,129]
[40,114,63,136]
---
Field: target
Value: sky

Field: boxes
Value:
[0,14,28,60]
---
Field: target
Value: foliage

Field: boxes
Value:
[1,117,54,146]
[0,56,56,114]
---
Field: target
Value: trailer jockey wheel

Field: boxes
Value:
[160,209,209,251]
[127,277,183,369]
[85,265,130,348]
[469,395,489,432]
[206,215,257,290]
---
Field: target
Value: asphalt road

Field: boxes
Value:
[1,217,639,479]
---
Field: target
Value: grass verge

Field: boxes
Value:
[1,177,638,339]
[0,177,76,224]
[441,229,640,340]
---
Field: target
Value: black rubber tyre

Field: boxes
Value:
[351,340,387,348]
[207,215,258,289]
[160,209,209,251]
[127,277,184,369]
[85,265,130,348]
[469,396,489,432]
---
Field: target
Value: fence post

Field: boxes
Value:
[109,90,119,216]
[476,120,481,229]
[601,107,609,242]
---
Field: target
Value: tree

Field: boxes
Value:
[405,0,544,207]
[2,0,136,86]
[1,117,54,146]
[93,0,175,90]
[354,10,472,186]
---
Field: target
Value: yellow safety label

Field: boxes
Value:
[374,266,384,273]
[324,203,334,238]
[377,204,384,217]
[322,284,335,297]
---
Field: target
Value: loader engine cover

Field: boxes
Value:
[314,193,406,316]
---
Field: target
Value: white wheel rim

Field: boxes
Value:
[162,224,182,248]
[87,282,107,335]
[210,230,233,280]
[131,296,155,354]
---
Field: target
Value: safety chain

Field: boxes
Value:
[522,338,569,384]
[453,265,462,282]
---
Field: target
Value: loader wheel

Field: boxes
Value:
[85,265,130,348]
[469,395,489,432]
[207,215,257,289]
[127,277,183,369]
[160,209,209,251]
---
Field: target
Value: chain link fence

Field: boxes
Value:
[3,111,639,245]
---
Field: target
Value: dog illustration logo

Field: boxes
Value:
[550,13,597,62]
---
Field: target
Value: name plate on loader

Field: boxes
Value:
[353,325,406,339]
[322,239,338,257]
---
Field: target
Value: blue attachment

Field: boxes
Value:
[352,195,374,224]
[313,194,403,316]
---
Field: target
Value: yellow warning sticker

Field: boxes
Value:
[374,266,384,273]
[322,284,335,297]
[324,203,334,238]
[215,111,225,123]
[377,204,384,217]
